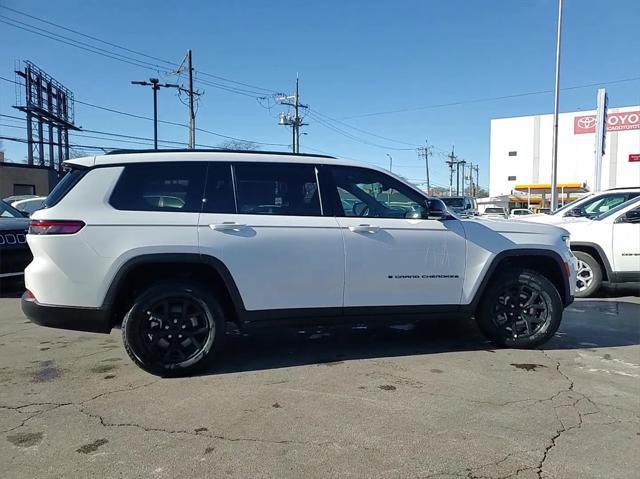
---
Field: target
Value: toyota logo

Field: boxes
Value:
[577,116,597,129]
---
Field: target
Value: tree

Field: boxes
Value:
[68,148,91,159]
[218,139,259,151]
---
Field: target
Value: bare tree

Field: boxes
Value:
[218,139,259,151]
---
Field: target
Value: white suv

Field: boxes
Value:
[560,197,640,297]
[519,187,640,224]
[22,150,576,376]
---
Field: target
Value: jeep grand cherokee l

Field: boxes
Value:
[22,150,576,376]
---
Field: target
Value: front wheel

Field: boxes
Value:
[476,268,563,348]
[573,251,602,298]
[122,281,225,376]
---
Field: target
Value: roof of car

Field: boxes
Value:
[64,149,376,169]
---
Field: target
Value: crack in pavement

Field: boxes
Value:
[533,349,626,479]
[0,380,158,433]
[77,405,335,447]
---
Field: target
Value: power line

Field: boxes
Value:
[309,108,421,147]
[4,107,276,151]
[0,16,268,99]
[1,134,118,151]
[306,111,417,151]
[342,76,640,119]
[0,5,279,95]
[0,76,289,148]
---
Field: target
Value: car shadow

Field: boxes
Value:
[197,298,640,376]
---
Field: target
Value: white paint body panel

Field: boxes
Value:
[337,217,466,306]
[198,213,344,310]
[25,152,577,313]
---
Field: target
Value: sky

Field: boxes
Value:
[1,0,640,190]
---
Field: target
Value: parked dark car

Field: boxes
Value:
[0,201,31,294]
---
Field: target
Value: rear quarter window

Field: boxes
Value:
[109,162,207,213]
[44,168,86,208]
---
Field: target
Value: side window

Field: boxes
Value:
[233,163,321,216]
[110,162,206,212]
[329,165,427,218]
[202,162,235,213]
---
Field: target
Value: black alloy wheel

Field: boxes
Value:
[122,281,224,376]
[476,268,563,348]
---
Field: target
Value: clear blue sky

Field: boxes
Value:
[1,0,639,189]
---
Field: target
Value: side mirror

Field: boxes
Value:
[424,198,448,220]
[565,208,583,217]
[618,210,640,224]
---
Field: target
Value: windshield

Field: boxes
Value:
[552,195,590,215]
[593,197,640,220]
[485,208,504,213]
[0,201,25,218]
[441,197,464,208]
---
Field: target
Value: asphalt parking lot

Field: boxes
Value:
[1,287,639,479]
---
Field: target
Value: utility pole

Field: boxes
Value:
[278,76,308,153]
[459,159,467,196]
[187,50,195,149]
[446,147,457,196]
[550,0,563,211]
[418,141,432,194]
[469,163,480,196]
[386,154,393,172]
[131,78,179,149]
[169,50,202,149]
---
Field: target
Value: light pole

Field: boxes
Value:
[550,0,563,211]
[131,78,180,149]
[386,154,393,172]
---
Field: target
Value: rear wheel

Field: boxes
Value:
[476,268,563,348]
[573,251,602,298]
[122,281,224,376]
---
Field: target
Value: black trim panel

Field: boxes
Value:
[22,293,111,334]
[610,272,640,283]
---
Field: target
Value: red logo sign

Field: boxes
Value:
[574,110,640,134]
[630,154,640,162]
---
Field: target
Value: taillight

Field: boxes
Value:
[29,220,85,235]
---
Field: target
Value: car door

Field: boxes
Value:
[612,205,640,273]
[325,165,466,309]
[198,161,344,315]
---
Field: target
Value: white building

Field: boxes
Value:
[489,105,640,200]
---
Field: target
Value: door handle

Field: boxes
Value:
[210,222,247,231]
[348,224,380,233]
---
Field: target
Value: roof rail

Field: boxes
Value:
[103,148,336,159]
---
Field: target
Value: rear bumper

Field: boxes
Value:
[21,293,112,334]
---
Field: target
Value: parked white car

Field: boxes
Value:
[510,208,533,219]
[22,150,576,376]
[11,196,47,217]
[519,187,640,224]
[481,207,508,219]
[561,197,640,297]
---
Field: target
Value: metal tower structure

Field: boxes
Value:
[14,61,79,169]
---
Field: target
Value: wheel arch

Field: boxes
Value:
[570,242,612,282]
[468,249,572,311]
[103,253,246,328]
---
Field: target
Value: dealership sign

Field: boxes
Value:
[574,110,640,134]
[630,154,640,162]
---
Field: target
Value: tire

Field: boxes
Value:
[475,268,563,349]
[573,251,602,298]
[122,281,225,376]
